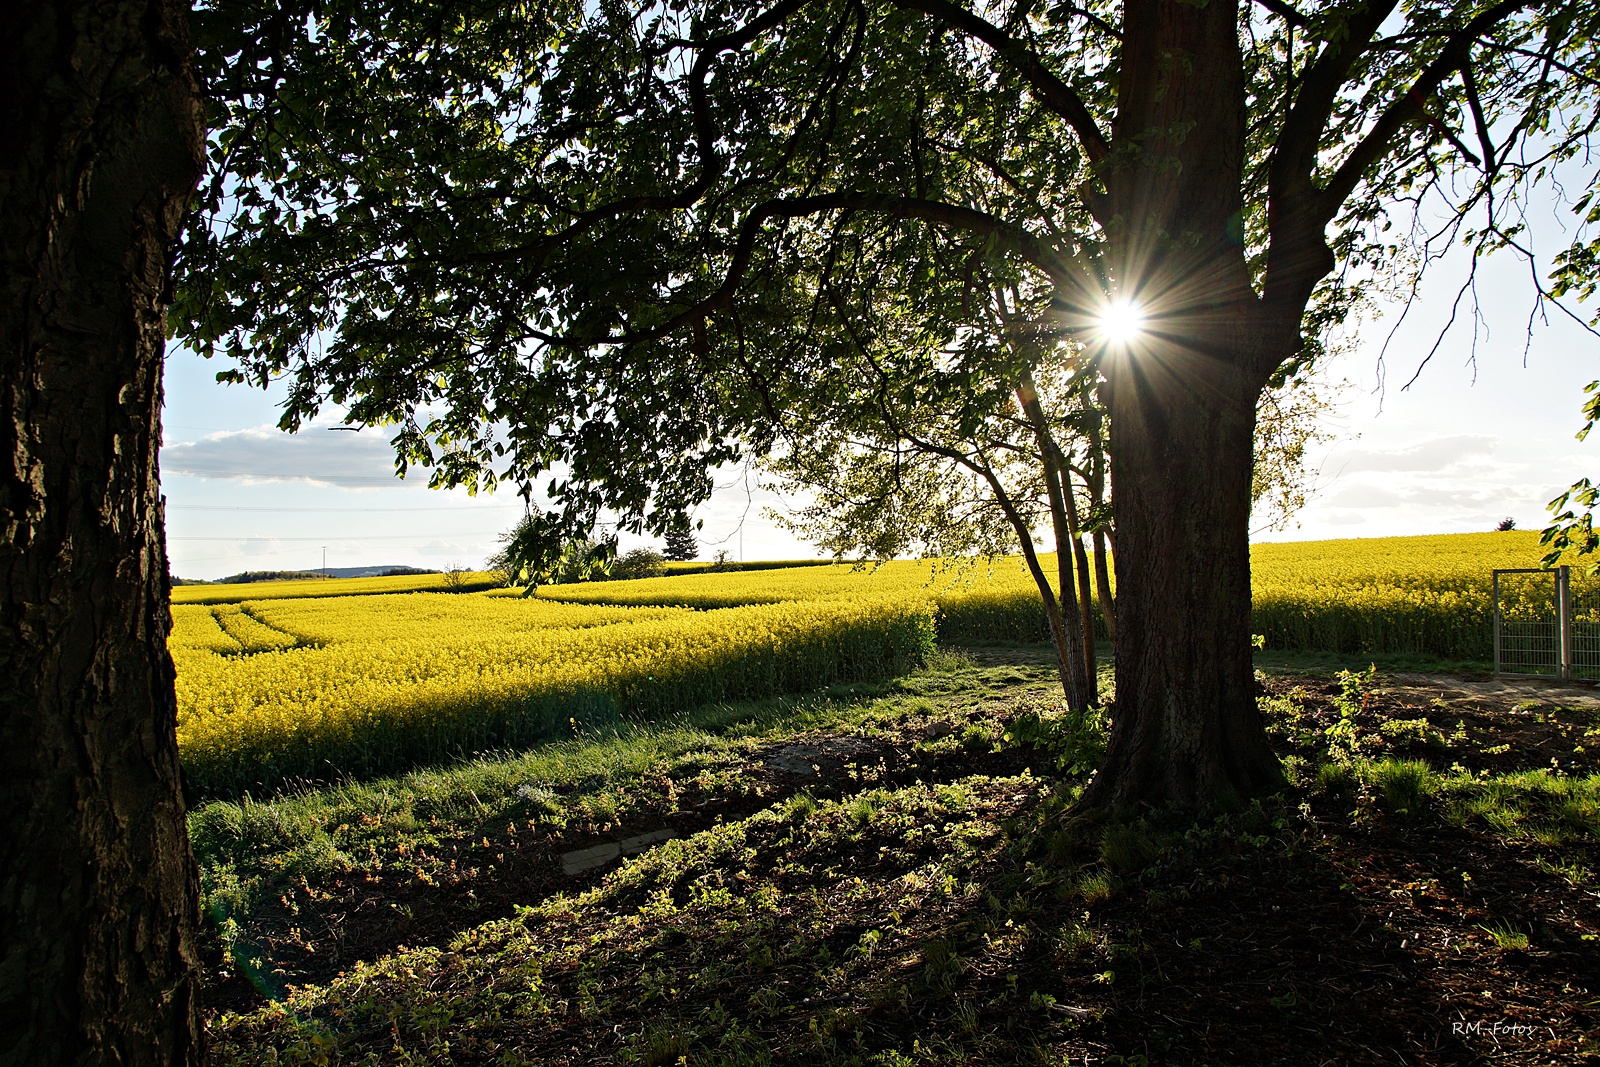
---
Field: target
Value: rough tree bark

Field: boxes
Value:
[1077,0,1288,812]
[1086,349,1286,810]
[0,1,206,1063]
[1060,475,1098,683]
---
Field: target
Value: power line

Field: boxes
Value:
[169,504,520,513]
[169,534,492,542]
[163,469,407,484]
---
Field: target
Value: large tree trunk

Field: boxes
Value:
[0,1,205,1063]
[1084,352,1284,812]
[1077,0,1285,813]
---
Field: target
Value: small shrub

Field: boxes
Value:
[1478,920,1529,951]
[785,791,819,821]
[611,548,667,581]
[1367,759,1435,816]
[1099,820,1167,873]
[1280,754,1309,787]
[441,562,470,592]
[922,648,976,673]
[1072,870,1118,904]
[960,723,995,754]
[1055,921,1099,957]
[1378,718,1433,745]
[1315,762,1356,801]
[1003,703,1107,776]
[633,1024,691,1066]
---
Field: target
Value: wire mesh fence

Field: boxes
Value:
[1573,582,1600,680]
[1493,569,1560,677]
[1493,566,1599,680]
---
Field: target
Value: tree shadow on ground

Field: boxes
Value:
[202,651,1599,1065]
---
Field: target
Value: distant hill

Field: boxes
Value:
[176,565,440,585]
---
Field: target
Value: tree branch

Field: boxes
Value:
[1269,0,1400,209]
[1253,0,1308,28]
[441,0,824,272]
[1052,5,1122,40]
[888,0,1110,164]
[627,192,1084,345]
[1318,0,1530,213]
[1410,88,1482,167]
[1461,62,1498,175]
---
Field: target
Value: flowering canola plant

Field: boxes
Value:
[1249,531,1552,657]
[534,557,1067,643]
[172,592,933,797]
[542,532,1556,657]
[172,531,1557,797]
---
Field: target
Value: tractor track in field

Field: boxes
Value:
[200,676,1047,1014]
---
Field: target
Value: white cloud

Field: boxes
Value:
[417,539,481,558]
[1324,484,1403,508]
[162,418,405,488]
[1326,434,1496,475]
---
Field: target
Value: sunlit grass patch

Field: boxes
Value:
[1440,768,1600,845]
[206,772,1043,1064]
[1366,759,1434,817]
[1477,919,1531,951]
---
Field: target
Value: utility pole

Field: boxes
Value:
[322,546,327,576]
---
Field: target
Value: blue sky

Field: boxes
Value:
[161,229,1599,580]
[1268,236,1598,543]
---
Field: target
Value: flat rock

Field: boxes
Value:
[561,829,679,876]
[761,736,879,778]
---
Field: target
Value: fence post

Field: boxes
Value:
[1493,570,1502,675]
[1558,565,1573,680]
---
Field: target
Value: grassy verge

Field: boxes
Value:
[191,649,1064,1007]
[201,649,1600,1065]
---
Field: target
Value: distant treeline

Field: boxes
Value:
[662,559,833,576]
[173,567,439,586]
[168,560,831,588]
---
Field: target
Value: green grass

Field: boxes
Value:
[1439,768,1600,844]
[208,772,1052,1063]
[1304,753,1600,842]
[190,655,1068,1001]
[199,648,1600,1065]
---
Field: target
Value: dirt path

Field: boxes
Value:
[1380,671,1600,711]
[960,642,1600,712]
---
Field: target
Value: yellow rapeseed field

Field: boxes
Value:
[1249,531,1550,657]
[172,592,933,796]
[172,570,501,606]
[543,531,1554,656]
[537,556,1065,642]
[170,531,1555,796]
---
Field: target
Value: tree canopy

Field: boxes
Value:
[180,0,1597,533]
[177,0,1600,809]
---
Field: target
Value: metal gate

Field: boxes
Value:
[1492,566,1600,679]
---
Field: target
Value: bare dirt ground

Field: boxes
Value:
[1381,671,1600,711]
[202,648,1599,1064]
